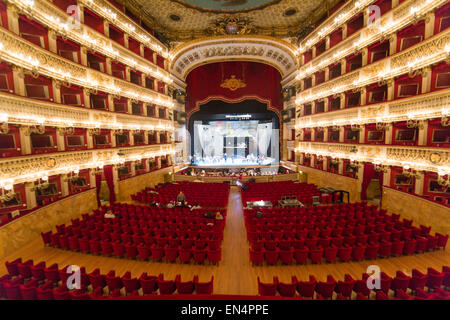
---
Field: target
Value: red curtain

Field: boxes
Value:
[185,61,283,116]
[361,163,375,201]
[95,173,102,207]
[104,165,116,204]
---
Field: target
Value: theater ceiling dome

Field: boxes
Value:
[119,0,340,44]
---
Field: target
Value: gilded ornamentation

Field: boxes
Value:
[207,17,255,36]
[220,75,247,91]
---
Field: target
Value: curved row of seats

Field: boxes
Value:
[257,266,450,299]
[1,259,214,300]
[242,181,322,205]
[245,203,448,265]
[132,182,229,207]
[41,202,226,263]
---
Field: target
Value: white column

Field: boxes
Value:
[19,126,31,155]
[61,174,69,197]
[24,182,37,209]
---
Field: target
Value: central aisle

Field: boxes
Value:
[214,186,253,294]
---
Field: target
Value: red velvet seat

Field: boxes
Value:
[409,269,427,293]
[5,258,22,277]
[151,245,164,261]
[392,271,411,294]
[88,268,106,290]
[354,274,371,297]
[30,261,46,282]
[338,244,352,262]
[316,275,336,299]
[391,240,404,256]
[41,231,52,246]
[175,275,194,294]
[310,247,324,264]
[52,285,71,300]
[324,245,338,263]
[277,276,297,297]
[297,275,316,298]
[43,263,59,283]
[207,248,221,264]
[4,278,23,300]
[70,289,90,300]
[17,259,33,279]
[426,267,444,291]
[157,274,176,294]
[20,279,38,300]
[294,246,309,264]
[264,249,279,265]
[105,271,123,293]
[335,274,355,299]
[403,238,417,255]
[379,240,392,257]
[415,236,428,253]
[193,249,207,264]
[365,242,379,259]
[89,239,101,255]
[125,243,138,259]
[436,233,448,250]
[137,243,151,260]
[279,248,294,264]
[249,248,264,265]
[78,237,90,253]
[100,241,113,256]
[139,273,158,295]
[195,275,213,294]
[379,272,393,295]
[36,281,54,300]
[112,241,125,258]
[257,276,277,296]
[121,271,140,295]
[164,246,178,262]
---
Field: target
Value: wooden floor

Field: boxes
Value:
[1,186,449,296]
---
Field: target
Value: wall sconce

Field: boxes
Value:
[329,158,339,165]
[0,180,15,203]
[24,124,45,136]
[437,174,449,187]
[350,124,362,131]
[374,164,388,173]
[304,153,311,159]
[406,120,423,129]
[441,116,449,127]
[376,122,390,131]
[402,167,421,179]
[0,122,8,134]
[58,126,74,135]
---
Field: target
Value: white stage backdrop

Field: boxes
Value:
[192,120,279,166]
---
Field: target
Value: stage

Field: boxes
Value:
[192,156,276,167]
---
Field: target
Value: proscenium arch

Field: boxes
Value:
[170,36,298,81]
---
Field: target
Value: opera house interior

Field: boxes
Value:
[0,0,449,306]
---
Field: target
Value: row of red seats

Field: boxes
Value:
[1,259,213,299]
[257,266,450,299]
[44,233,223,263]
[132,182,229,207]
[249,237,447,265]
[54,218,224,238]
[242,181,320,204]
[246,226,446,248]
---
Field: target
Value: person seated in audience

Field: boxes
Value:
[104,211,116,219]
[167,201,175,208]
[150,200,158,207]
[205,211,215,219]
[256,211,263,218]
[215,212,223,220]
[148,190,159,194]
[190,203,202,211]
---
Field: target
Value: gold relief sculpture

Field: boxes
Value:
[220,75,247,91]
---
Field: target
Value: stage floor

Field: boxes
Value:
[193,158,276,167]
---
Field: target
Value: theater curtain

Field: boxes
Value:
[95,173,102,207]
[257,123,272,156]
[361,162,375,201]
[104,165,116,204]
